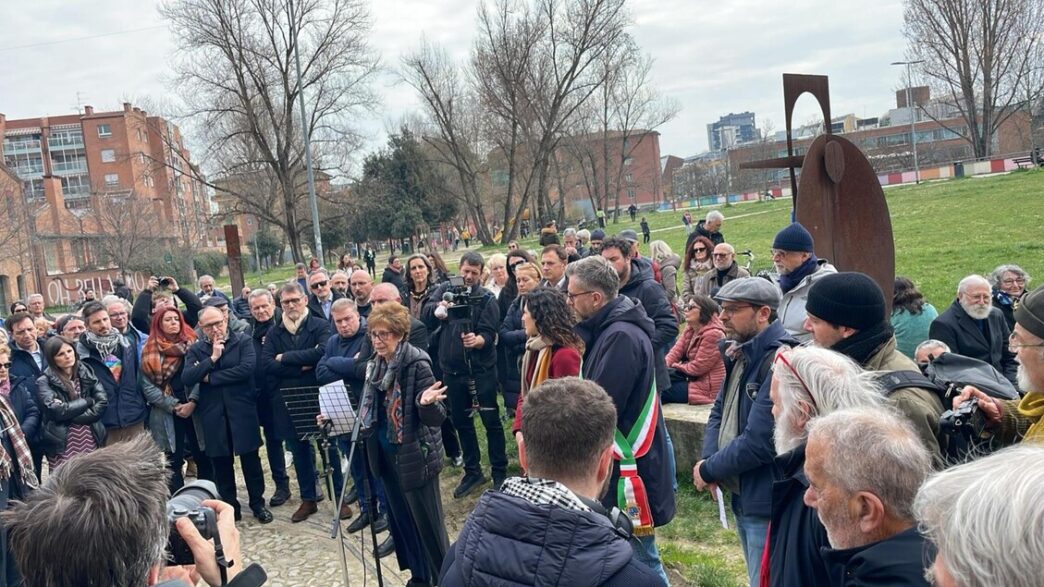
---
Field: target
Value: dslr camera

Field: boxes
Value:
[167,480,220,565]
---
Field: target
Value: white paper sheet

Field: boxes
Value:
[318,381,356,436]
[715,487,729,529]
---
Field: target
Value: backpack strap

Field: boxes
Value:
[874,370,946,398]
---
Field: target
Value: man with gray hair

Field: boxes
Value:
[24,293,55,324]
[196,274,230,305]
[930,274,1018,386]
[764,347,887,586]
[914,444,1044,587]
[686,210,725,251]
[247,288,291,506]
[914,339,951,367]
[567,256,675,582]
[307,268,345,322]
[691,242,750,300]
[807,407,934,586]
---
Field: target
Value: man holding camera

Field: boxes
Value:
[132,276,205,335]
[422,251,506,498]
[2,434,256,587]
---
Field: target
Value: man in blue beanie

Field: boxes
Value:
[771,222,836,342]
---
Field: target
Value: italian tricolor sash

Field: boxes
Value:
[611,376,659,536]
[579,357,660,535]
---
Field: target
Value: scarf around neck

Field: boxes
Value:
[282,308,310,335]
[360,344,407,444]
[84,328,128,358]
[778,254,819,293]
[0,378,9,398]
[0,394,39,490]
[520,336,553,396]
[1017,392,1044,442]
[142,331,195,395]
[832,321,894,366]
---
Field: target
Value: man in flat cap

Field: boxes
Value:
[694,278,798,586]
[952,284,1044,444]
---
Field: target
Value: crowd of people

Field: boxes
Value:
[0,208,1041,587]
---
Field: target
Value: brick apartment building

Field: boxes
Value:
[0,103,215,308]
[548,130,664,216]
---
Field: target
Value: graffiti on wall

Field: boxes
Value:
[44,271,147,306]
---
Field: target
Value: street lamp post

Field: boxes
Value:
[891,60,925,184]
[288,0,323,264]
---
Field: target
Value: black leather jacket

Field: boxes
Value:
[36,364,108,456]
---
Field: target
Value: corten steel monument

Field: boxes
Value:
[742,74,895,312]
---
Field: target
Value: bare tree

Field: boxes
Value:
[87,192,167,279]
[904,0,1044,158]
[402,42,499,245]
[562,39,679,219]
[160,0,378,261]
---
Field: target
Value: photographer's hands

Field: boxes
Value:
[952,386,1003,425]
[174,499,242,586]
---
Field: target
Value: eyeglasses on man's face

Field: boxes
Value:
[281,297,304,306]
[310,280,329,290]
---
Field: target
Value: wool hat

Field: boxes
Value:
[714,277,782,311]
[590,229,606,241]
[618,229,639,243]
[806,272,886,330]
[772,222,815,253]
[1015,284,1044,340]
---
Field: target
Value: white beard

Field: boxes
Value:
[960,300,992,320]
[773,418,804,455]
[1017,365,1035,392]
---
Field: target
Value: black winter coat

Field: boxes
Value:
[575,296,675,527]
[820,527,934,587]
[132,288,203,334]
[497,296,526,398]
[686,220,725,249]
[7,376,41,445]
[929,301,1018,387]
[248,313,279,428]
[9,340,47,382]
[364,343,446,492]
[261,313,333,441]
[619,257,678,393]
[183,331,262,457]
[440,490,666,587]
[421,284,500,375]
[767,443,831,587]
[316,318,370,397]
[36,364,108,456]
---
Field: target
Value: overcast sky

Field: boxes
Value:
[1,0,911,163]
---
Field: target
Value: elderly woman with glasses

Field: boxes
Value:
[664,295,727,405]
[681,236,716,305]
[989,264,1032,331]
[355,302,449,586]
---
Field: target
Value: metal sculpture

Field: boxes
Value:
[740,73,895,312]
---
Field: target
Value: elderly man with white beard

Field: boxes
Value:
[951,285,1044,444]
[930,274,1019,387]
[805,407,934,586]
[762,346,885,587]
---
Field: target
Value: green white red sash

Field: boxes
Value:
[579,358,660,536]
[611,376,659,536]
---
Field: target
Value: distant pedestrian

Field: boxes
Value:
[364,246,377,278]
[628,203,638,221]
[682,211,693,234]
[640,217,651,243]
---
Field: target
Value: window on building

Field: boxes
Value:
[101,149,116,163]
[625,173,633,184]
[627,187,637,199]
[97,124,112,138]
[140,153,147,165]
[105,173,119,186]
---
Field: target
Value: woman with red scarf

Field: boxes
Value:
[141,307,211,492]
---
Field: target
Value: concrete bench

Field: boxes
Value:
[662,403,712,476]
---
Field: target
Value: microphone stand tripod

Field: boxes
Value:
[326,402,386,587]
